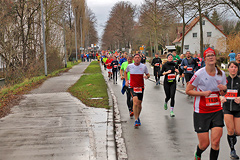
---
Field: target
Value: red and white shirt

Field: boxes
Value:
[106,59,113,69]
[125,63,149,88]
[190,67,226,113]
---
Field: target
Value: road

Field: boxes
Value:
[0,62,115,160]
[107,62,239,160]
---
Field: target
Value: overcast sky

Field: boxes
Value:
[86,0,144,40]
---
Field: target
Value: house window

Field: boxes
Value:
[207,32,212,37]
[193,33,197,38]
[202,20,205,25]
[185,45,189,50]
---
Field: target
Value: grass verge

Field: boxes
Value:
[0,61,79,118]
[69,61,110,109]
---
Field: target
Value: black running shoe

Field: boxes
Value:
[231,150,239,159]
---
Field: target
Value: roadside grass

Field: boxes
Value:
[69,61,110,109]
[84,61,101,73]
[0,61,79,118]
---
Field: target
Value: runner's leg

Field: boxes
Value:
[210,127,222,160]
[164,81,171,103]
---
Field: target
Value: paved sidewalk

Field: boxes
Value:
[0,62,116,160]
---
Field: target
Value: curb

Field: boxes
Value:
[101,65,128,160]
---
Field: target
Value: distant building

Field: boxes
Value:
[173,15,227,54]
[0,55,5,71]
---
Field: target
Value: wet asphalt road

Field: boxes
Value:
[0,62,114,160]
[107,63,240,160]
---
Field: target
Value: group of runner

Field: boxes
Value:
[100,48,240,160]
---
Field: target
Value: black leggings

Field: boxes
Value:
[154,69,161,82]
[126,87,133,111]
[155,74,160,82]
[112,70,118,83]
[163,80,176,107]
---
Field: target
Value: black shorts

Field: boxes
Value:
[194,110,224,133]
[223,109,240,117]
[179,68,184,75]
[185,73,194,83]
[129,88,144,101]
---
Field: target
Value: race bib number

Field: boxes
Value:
[114,65,118,68]
[206,93,220,107]
[225,89,238,100]
[133,87,143,93]
[155,63,160,66]
[187,67,193,71]
[168,74,176,80]
[174,60,177,63]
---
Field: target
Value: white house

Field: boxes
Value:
[173,15,227,54]
[0,55,5,70]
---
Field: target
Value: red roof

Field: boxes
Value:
[173,15,226,44]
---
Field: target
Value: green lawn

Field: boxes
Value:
[84,61,101,73]
[69,61,110,109]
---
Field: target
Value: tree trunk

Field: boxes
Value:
[181,4,185,55]
[198,0,203,57]
[149,32,153,57]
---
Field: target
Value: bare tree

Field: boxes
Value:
[101,1,136,50]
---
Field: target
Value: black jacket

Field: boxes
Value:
[151,57,162,69]
[110,60,119,71]
[141,56,146,64]
[223,75,240,111]
[160,61,178,82]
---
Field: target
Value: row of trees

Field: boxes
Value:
[0,0,98,84]
[101,0,240,57]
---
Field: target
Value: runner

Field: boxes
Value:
[110,56,119,84]
[141,53,146,64]
[161,53,179,117]
[120,55,134,118]
[120,53,127,65]
[151,53,162,85]
[172,51,180,64]
[181,51,197,85]
[177,54,185,85]
[197,53,203,69]
[236,53,240,75]
[186,48,227,160]
[220,61,240,159]
[193,54,200,70]
[106,55,113,80]
[125,54,150,128]
[102,56,108,70]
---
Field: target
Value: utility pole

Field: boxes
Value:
[63,19,67,68]
[80,17,83,54]
[41,0,47,76]
[74,9,78,62]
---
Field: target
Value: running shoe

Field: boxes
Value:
[194,152,201,160]
[156,81,158,85]
[170,111,175,117]
[134,120,139,128]
[138,118,141,126]
[164,103,168,110]
[230,150,239,159]
[129,111,134,118]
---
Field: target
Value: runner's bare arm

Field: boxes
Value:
[120,69,124,80]
[144,73,150,79]
[186,83,211,97]
[124,70,129,86]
